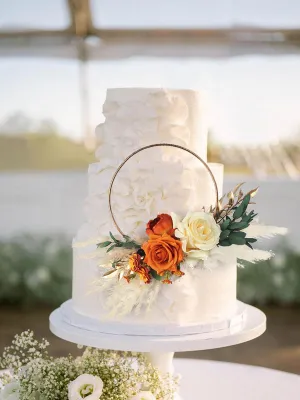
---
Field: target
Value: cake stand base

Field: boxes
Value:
[50,302,266,399]
[50,302,266,355]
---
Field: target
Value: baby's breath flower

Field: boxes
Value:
[0,331,49,374]
[0,333,178,400]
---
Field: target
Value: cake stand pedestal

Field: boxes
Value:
[50,302,266,398]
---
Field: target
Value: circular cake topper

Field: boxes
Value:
[108,143,219,236]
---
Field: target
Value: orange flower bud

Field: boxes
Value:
[128,253,151,284]
[146,214,175,237]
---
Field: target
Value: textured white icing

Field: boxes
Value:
[72,88,236,332]
[95,88,207,163]
[84,161,224,239]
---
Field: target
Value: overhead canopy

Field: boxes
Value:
[0,0,300,59]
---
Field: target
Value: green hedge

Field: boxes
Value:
[0,235,299,307]
[238,248,300,305]
[0,235,72,306]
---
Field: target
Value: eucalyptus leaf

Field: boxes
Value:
[106,244,117,252]
[220,229,230,241]
[242,194,251,209]
[229,235,246,245]
[150,269,165,281]
[109,232,118,243]
[245,213,257,224]
[243,213,254,223]
[233,203,245,219]
[97,241,112,248]
[122,242,140,250]
[229,221,249,230]
[247,238,257,243]
[221,219,231,231]
[242,213,250,222]
[230,231,246,239]
[219,239,231,247]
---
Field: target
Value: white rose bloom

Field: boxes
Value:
[0,381,20,400]
[68,374,103,400]
[172,211,221,260]
[129,391,156,400]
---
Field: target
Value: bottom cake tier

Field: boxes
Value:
[72,246,238,334]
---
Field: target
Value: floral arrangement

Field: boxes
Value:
[0,331,178,400]
[96,183,286,285]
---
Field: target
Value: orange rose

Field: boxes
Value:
[128,253,151,284]
[146,213,175,237]
[142,233,184,276]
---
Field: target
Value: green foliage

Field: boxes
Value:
[238,246,300,305]
[97,233,140,253]
[0,235,72,306]
[219,202,257,248]
[233,194,250,219]
[150,269,164,281]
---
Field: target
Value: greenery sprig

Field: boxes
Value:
[215,183,259,249]
[97,232,140,253]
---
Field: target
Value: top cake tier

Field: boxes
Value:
[95,88,208,163]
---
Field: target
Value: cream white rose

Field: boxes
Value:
[68,374,103,400]
[0,381,20,400]
[172,211,220,260]
[129,391,156,400]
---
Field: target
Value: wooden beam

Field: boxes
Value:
[94,28,231,44]
[0,27,299,45]
[67,0,94,37]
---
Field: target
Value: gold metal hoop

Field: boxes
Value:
[108,143,219,236]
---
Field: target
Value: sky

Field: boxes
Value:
[0,0,300,144]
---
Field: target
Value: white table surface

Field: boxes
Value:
[175,359,300,400]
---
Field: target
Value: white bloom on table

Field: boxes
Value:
[172,211,221,260]
[0,381,20,400]
[68,374,103,400]
[129,391,156,400]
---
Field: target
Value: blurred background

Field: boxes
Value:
[1,0,300,372]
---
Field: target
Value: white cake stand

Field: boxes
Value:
[50,301,266,398]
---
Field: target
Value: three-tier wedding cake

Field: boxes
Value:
[65,88,284,336]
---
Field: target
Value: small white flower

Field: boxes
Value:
[68,374,103,400]
[172,211,221,261]
[0,381,20,400]
[129,391,156,400]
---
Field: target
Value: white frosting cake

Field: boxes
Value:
[72,88,238,335]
